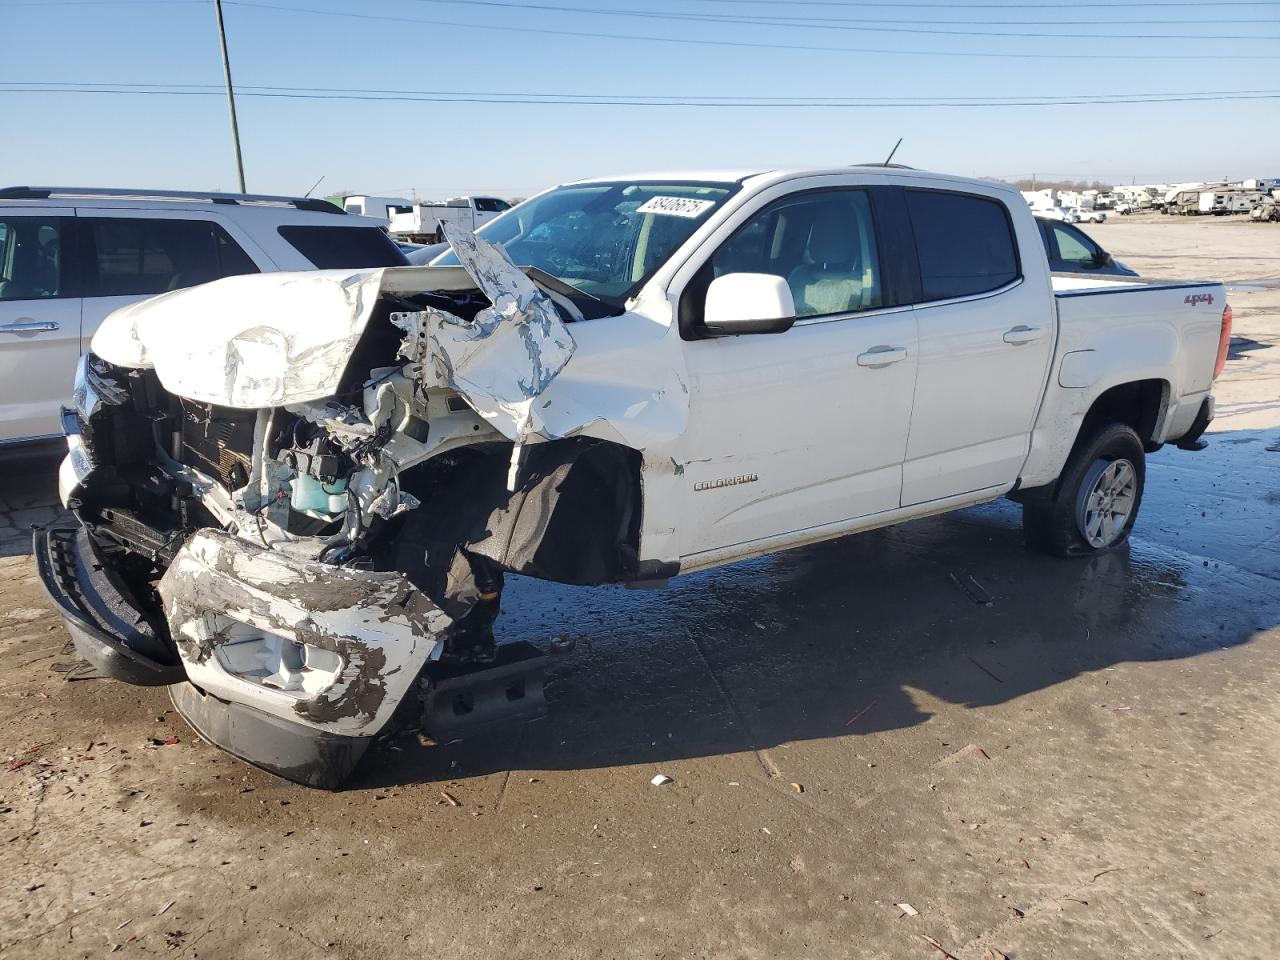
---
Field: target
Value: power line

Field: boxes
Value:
[7,81,1280,102]
[399,0,1280,35]
[4,84,1279,108]
[222,1,1280,59]
[679,0,1278,6]
[398,0,1279,40]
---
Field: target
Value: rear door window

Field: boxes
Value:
[0,216,74,301]
[277,225,409,269]
[81,218,259,298]
[905,190,1019,301]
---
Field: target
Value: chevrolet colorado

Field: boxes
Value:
[35,167,1229,787]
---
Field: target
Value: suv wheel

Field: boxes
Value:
[1022,422,1146,557]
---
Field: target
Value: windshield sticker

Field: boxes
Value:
[636,196,717,219]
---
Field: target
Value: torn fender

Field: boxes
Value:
[158,530,449,737]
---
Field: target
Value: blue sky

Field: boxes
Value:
[3,0,1279,199]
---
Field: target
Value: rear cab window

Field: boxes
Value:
[277,225,409,269]
[905,190,1020,301]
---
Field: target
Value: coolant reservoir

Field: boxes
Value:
[290,474,348,516]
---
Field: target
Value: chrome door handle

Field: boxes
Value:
[0,319,60,334]
[1003,325,1042,345]
[857,345,908,368]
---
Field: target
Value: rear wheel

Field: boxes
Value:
[1022,422,1146,557]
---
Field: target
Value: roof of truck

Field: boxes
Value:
[567,167,1018,196]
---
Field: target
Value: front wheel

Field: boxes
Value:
[1022,422,1146,557]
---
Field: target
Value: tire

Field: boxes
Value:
[1022,422,1145,558]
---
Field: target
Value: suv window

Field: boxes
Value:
[710,189,883,319]
[277,225,409,269]
[0,216,74,302]
[1050,222,1099,266]
[82,218,259,298]
[905,190,1019,301]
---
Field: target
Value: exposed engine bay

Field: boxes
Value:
[51,227,663,786]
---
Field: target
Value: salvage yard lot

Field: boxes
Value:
[1,216,1278,959]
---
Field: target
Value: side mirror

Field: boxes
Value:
[1092,250,1113,267]
[704,273,797,336]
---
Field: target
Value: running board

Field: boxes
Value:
[422,641,548,738]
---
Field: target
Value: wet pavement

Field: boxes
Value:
[0,219,1277,959]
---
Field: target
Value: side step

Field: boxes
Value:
[422,640,548,739]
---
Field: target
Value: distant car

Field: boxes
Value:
[1036,206,1080,224]
[0,186,410,444]
[1036,217,1137,277]
[1076,208,1107,224]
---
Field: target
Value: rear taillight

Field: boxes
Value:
[1213,303,1232,379]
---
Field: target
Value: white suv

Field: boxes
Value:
[0,187,410,444]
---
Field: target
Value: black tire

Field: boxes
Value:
[1022,422,1146,558]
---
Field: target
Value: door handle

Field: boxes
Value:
[0,319,60,334]
[857,345,908,368]
[1003,325,1042,345]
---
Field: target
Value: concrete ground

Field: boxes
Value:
[1,215,1278,960]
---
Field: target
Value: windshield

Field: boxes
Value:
[434,180,736,308]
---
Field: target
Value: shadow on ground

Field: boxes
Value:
[5,428,1276,792]
[350,425,1280,790]
[0,441,68,557]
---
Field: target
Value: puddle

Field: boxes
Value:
[1228,280,1280,293]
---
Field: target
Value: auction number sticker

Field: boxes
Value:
[636,196,717,218]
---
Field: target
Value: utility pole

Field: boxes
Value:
[213,0,246,192]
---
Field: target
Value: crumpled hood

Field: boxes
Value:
[92,269,389,408]
[89,230,578,422]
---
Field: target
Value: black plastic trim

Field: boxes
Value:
[170,682,371,789]
[33,526,183,686]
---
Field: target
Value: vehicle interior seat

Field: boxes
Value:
[787,209,863,316]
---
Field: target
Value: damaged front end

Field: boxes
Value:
[38,229,653,787]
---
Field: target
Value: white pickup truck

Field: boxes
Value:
[37,167,1228,787]
[388,195,512,243]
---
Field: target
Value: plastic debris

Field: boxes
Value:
[845,699,878,726]
[896,902,919,917]
[921,935,960,959]
[650,774,673,786]
[440,791,462,807]
[790,782,804,794]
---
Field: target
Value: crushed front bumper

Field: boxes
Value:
[38,523,451,787]
[34,526,183,686]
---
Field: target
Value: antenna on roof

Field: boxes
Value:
[303,175,325,198]
[882,137,903,167]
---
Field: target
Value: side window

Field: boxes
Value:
[214,227,260,277]
[0,216,73,302]
[905,190,1019,301]
[82,218,259,298]
[1051,223,1098,266]
[708,190,883,319]
[277,225,410,269]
